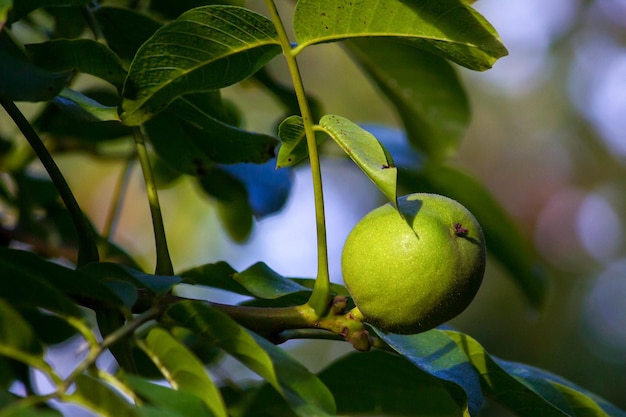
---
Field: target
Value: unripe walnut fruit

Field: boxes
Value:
[341,193,486,334]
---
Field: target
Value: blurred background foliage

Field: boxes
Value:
[2,0,626,412]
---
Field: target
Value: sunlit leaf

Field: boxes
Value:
[0,0,10,30]
[375,328,482,416]
[293,0,508,71]
[275,115,326,168]
[70,374,139,417]
[347,38,470,160]
[319,114,397,206]
[143,327,228,417]
[121,5,281,125]
[52,88,120,122]
[26,39,127,88]
[165,300,336,416]
[319,349,464,416]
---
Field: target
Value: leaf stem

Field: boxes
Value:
[264,0,331,318]
[132,127,174,275]
[0,97,99,266]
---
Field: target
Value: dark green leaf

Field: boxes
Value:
[496,359,626,417]
[180,261,310,300]
[293,0,508,71]
[198,166,253,242]
[70,374,139,417]
[143,327,228,417]
[149,0,244,20]
[444,331,571,417]
[375,328,483,416]
[6,0,91,24]
[170,95,278,164]
[94,6,162,64]
[319,114,397,206]
[121,6,281,125]
[319,349,464,416]
[18,307,77,345]
[165,300,336,416]
[80,262,181,295]
[403,163,547,309]
[0,36,71,102]
[347,38,470,160]
[125,375,216,417]
[26,39,127,88]
[0,405,63,417]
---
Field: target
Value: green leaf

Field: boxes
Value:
[70,374,139,417]
[0,405,62,417]
[444,331,573,417]
[52,88,121,122]
[80,262,182,295]
[165,300,336,416]
[347,38,470,160]
[319,114,397,206]
[0,249,82,317]
[19,307,77,345]
[375,328,482,416]
[94,6,162,64]
[0,248,125,309]
[402,163,547,309]
[121,5,281,125]
[293,0,508,71]
[180,261,310,300]
[25,39,127,88]
[319,349,464,416]
[6,0,91,24]
[0,0,10,30]
[125,375,216,417]
[0,35,71,102]
[198,166,254,242]
[170,94,278,164]
[0,300,42,358]
[496,360,626,417]
[143,327,228,417]
[276,115,326,168]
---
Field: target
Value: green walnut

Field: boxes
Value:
[341,193,486,334]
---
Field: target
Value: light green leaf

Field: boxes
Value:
[276,115,326,168]
[143,327,227,417]
[70,374,139,417]
[26,39,127,88]
[319,114,397,206]
[121,5,281,125]
[293,0,508,71]
[347,38,470,160]
[53,88,121,122]
[0,0,10,30]
[165,300,336,417]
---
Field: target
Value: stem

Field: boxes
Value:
[264,0,331,317]
[0,98,99,266]
[132,127,174,276]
